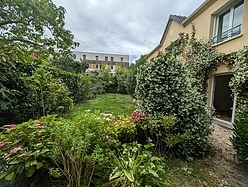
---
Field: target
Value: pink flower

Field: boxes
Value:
[138,113,146,117]
[34,124,45,129]
[0,142,6,147]
[2,124,16,128]
[10,145,23,154]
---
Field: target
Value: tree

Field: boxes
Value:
[0,0,77,118]
[53,55,89,74]
[0,0,77,60]
[126,55,146,95]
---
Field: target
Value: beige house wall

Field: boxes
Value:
[147,21,185,62]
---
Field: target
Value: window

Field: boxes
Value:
[96,64,99,69]
[213,1,244,44]
[105,56,108,61]
[111,57,114,61]
[83,55,86,60]
[111,65,114,70]
[95,56,99,61]
[121,57,123,62]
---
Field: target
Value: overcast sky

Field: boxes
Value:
[52,0,204,62]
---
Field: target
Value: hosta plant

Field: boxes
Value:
[108,141,169,187]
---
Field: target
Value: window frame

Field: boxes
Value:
[213,0,244,44]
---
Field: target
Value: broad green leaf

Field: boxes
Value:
[26,168,35,177]
[40,149,50,154]
[36,162,43,169]
[5,172,15,181]
[0,171,8,179]
[123,169,134,182]
[9,159,20,165]
[148,169,159,178]
[109,168,122,180]
[25,161,30,168]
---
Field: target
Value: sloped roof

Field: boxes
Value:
[159,14,187,44]
[147,0,217,59]
[170,15,187,24]
[147,14,186,58]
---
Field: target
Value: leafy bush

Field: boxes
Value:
[24,67,73,117]
[231,117,248,166]
[0,62,37,124]
[45,66,91,103]
[0,62,91,125]
[108,141,169,187]
[135,52,212,158]
[137,115,193,153]
[0,112,115,186]
[50,111,115,187]
[125,55,147,96]
[0,115,57,182]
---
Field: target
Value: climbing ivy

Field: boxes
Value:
[229,46,248,119]
[171,25,224,97]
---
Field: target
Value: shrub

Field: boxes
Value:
[135,52,212,158]
[50,111,114,187]
[231,117,248,167]
[0,115,57,182]
[0,112,115,186]
[24,67,73,117]
[0,62,90,125]
[46,66,91,103]
[137,115,193,153]
[108,141,169,187]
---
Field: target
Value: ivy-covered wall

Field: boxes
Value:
[230,46,248,120]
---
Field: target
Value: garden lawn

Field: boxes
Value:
[66,93,136,118]
[67,93,247,187]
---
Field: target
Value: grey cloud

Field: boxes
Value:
[53,0,204,61]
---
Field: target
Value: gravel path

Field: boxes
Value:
[209,124,248,187]
[209,124,236,161]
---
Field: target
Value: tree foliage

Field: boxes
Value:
[0,0,77,119]
[53,55,89,74]
[0,0,77,60]
[126,55,146,95]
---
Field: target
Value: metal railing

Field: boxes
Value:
[212,24,242,44]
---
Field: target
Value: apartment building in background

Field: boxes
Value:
[147,0,248,128]
[72,51,129,74]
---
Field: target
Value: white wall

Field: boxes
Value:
[72,51,129,62]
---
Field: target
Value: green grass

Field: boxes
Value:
[67,93,136,119]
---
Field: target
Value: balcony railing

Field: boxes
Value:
[212,24,242,44]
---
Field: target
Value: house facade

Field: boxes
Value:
[72,51,129,74]
[147,0,248,128]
